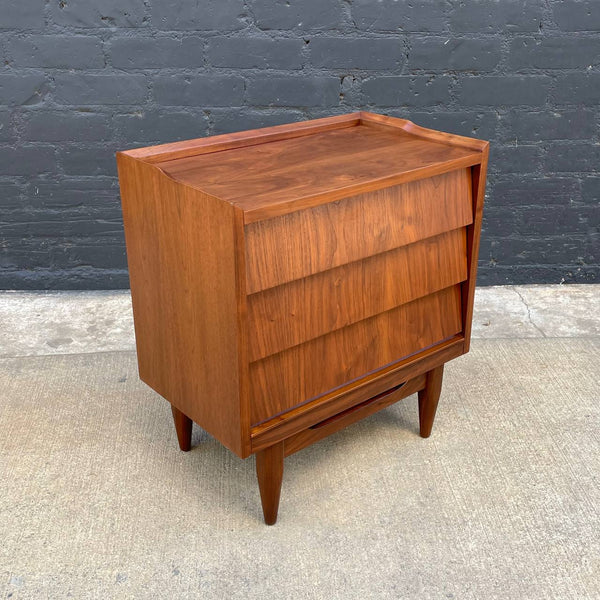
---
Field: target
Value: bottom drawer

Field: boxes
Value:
[250,284,463,425]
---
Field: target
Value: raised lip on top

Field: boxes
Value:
[118,111,489,163]
[116,111,489,224]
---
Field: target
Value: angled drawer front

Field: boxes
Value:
[244,168,472,294]
[247,227,468,362]
[249,284,463,425]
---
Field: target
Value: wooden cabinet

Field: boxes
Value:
[117,112,489,525]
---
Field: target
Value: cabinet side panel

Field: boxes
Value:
[117,154,245,457]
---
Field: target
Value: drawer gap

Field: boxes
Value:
[282,374,426,457]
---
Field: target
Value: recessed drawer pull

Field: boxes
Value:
[309,382,406,430]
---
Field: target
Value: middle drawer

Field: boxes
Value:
[247,227,467,362]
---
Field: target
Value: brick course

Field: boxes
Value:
[0,0,597,288]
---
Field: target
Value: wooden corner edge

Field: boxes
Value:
[358,111,489,153]
[116,112,363,164]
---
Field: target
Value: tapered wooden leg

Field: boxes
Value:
[256,441,284,525]
[171,405,193,451]
[418,364,444,438]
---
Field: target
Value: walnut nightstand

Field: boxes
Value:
[116,112,489,525]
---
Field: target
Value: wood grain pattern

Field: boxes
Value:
[418,365,444,438]
[249,284,463,425]
[158,125,406,190]
[360,112,489,152]
[250,335,465,452]
[284,374,426,457]
[256,441,284,525]
[247,228,468,362]
[118,111,489,523]
[125,112,361,163]
[117,153,247,457]
[232,206,252,457]
[123,111,488,163]
[171,404,193,452]
[245,168,472,294]
[154,122,480,224]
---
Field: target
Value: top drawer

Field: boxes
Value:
[245,168,472,294]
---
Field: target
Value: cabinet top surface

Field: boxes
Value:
[121,112,487,223]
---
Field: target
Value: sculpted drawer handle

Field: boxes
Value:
[309,382,407,430]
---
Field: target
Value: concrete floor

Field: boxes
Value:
[0,285,599,599]
[0,285,598,358]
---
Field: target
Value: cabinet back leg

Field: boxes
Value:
[171,405,193,451]
[256,442,284,525]
[418,364,444,438]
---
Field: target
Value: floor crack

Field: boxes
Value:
[513,288,547,338]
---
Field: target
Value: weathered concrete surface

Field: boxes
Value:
[1,339,599,599]
[472,284,600,339]
[1,285,599,598]
[0,285,598,358]
[0,290,134,358]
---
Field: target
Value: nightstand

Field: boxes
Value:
[117,112,489,525]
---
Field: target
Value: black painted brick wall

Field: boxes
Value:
[0,0,598,289]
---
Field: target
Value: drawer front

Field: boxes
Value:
[245,168,472,294]
[247,228,467,362]
[249,284,463,425]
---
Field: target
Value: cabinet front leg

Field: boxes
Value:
[171,405,193,451]
[256,441,284,525]
[418,364,444,438]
